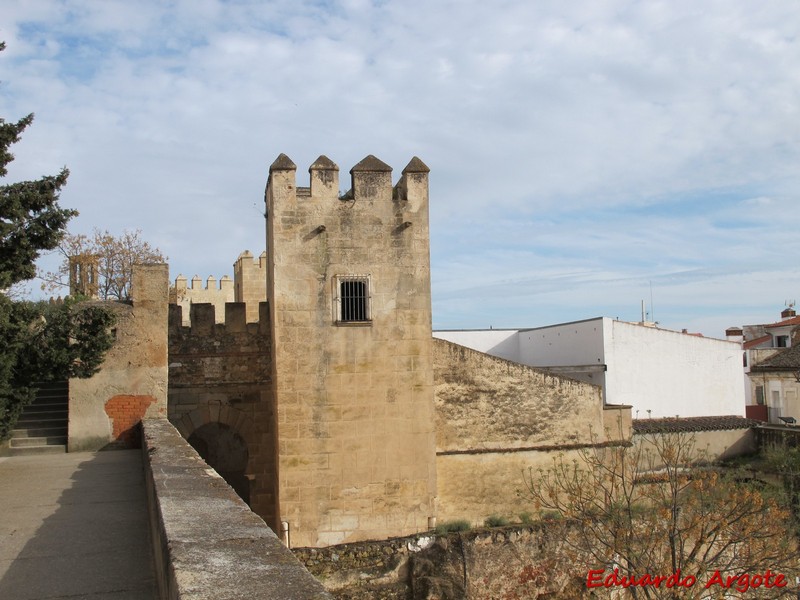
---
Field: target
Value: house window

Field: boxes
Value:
[755,386,764,405]
[334,275,371,323]
[776,335,789,348]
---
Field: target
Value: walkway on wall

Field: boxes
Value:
[0,450,157,599]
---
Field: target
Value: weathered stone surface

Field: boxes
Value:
[432,338,610,524]
[266,157,437,547]
[294,525,583,599]
[168,299,278,530]
[142,418,331,600]
[434,339,603,452]
[69,263,169,451]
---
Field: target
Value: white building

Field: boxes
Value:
[434,317,745,419]
[726,307,800,406]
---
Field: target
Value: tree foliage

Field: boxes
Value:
[1,41,116,441]
[0,119,75,290]
[40,228,166,301]
[0,298,115,440]
[522,430,798,599]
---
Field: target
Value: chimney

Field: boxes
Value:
[782,306,796,319]
[725,327,743,342]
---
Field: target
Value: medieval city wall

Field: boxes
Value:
[266,155,438,547]
[141,418,331,599]
[68,263,169,451]
[172,274,234,325]
[167,301,280,531]
[233,250,268,323]
[432,338,623,524]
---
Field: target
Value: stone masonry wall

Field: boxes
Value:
[142,418,331,600]
[233,250,268,323]
[294,525,584,599]
[68,263,169,451]
[266,154,437,547]
[167,300,279,531]
[172,274,234,325]
[433,338,622,524]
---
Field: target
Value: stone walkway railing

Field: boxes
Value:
[141,419,331,599]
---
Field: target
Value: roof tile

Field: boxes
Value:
[633,415,757,434]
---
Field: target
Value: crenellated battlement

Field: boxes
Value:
[233,250,268,323]
[265,154,429,210]
[172,273,235,326]
[233,250,268,270]
[169,301,270,336]
[174,274,234,292]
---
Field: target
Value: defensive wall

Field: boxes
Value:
[233,250,268,323]
[172,274,234,325]
[293,524,584,599]
[158,155,635,547]
[632,415,758,468]
[26,155,793,596]
[432,339,629,524]
[68,263,169,451]
[141,418,330,599]
[172,250,267,326]
[167,301,280,532]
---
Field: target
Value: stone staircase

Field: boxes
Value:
[9,381,69,455]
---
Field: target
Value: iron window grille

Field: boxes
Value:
[334,275,371,323]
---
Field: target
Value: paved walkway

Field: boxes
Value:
[0,450,157,599]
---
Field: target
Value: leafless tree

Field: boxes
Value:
[40,228,166,301]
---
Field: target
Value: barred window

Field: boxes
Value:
[335,275,371,323]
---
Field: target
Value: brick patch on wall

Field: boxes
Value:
[105,395,156,447]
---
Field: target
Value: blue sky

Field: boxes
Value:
[2,0,799,337]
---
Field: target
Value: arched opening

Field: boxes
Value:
[188,422,250,505]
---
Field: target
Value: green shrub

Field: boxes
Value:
[540,510,562,521]
[484,515,509,527]
[518,511,534,524]
[435,519,471,534]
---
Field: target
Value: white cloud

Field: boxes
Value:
[2,0,799,336]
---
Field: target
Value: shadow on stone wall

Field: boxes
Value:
[188,421,250,504]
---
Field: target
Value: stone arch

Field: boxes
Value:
[176,405,253,505]
[188,422,250,504]
[176,404,251,440]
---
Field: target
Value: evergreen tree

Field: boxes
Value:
[0,42,115,441]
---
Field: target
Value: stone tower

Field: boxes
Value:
[265,154,437,547]
[233,250,268,323]
[68,254,99,298]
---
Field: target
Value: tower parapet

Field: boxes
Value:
[233,250,268,323]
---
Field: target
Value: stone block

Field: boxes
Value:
[224,302,247,332]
